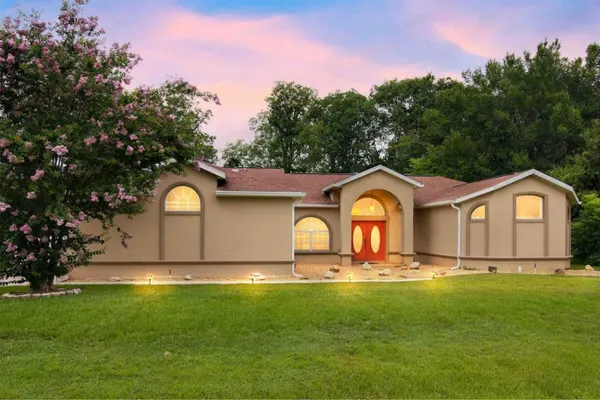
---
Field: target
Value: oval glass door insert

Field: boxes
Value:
[353,225,363,254]
[370,225,381,254]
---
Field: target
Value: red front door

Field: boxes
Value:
[351,221,386,262]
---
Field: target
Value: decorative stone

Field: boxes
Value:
[183,275,192,280]
[585,265,595,271]
[2,288,81,299]
[108,276,121,282]
[251,273,265,281]
[378,269,391,276]
[436,270,447,276]
[329,266,340,273]
[554,268,566,275]
[488,266,498,273]
[324,271,335,279]
[410,262,420,270]
[164,351,172,357]
[362,262,372,271]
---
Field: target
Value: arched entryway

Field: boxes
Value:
[350,190,403,263]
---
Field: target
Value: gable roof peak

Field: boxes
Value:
[322,165,424,193]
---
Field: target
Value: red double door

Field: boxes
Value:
[351,221,386,262]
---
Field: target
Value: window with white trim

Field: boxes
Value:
[516,195,543,220]
[294,217,330,251]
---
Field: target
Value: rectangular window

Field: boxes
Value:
[294,231,329,251]
[516,195,543,220]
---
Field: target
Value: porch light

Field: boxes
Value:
[147,274,153,285]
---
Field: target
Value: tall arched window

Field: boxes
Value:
[164,186,201,212]
[470,204,486,220]
[352,197,385,216]
[516,195,543,220]
[294,217,330,251]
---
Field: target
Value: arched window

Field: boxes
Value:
[516,195,543,220]
[164,186,201,212]
[352,197,385,216]
[470,205,486,220]
[294,217,330,251]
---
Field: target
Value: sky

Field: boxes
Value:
[1,0,599,150]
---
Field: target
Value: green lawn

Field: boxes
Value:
[1,276,600,399]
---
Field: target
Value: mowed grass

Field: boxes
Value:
[1,275,600,399]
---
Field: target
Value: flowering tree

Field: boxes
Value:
[0,1,218,292]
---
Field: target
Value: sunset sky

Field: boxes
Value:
[1,0,599,149]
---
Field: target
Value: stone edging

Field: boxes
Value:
[2,288,81,299]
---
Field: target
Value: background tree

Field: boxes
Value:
[0,1,217,292]
[249,81,317,172]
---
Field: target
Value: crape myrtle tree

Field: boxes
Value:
[0,1,218,292]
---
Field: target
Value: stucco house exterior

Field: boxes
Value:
[72,162,580,280]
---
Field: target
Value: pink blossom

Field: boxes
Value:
[99,133,109,142]
[25,252,36,262]
[19,224,32,234]
[26,235,35,242]
[168,114,175,120]
[129,134,138,141]
[137,145,145,153]
[127,115,137,121]
[74,76,88,91]
[7,38,15,47]
[116,141,124,149]
[6,54,15,64]
[151,190,158,197]
[24,141,32,150]
[59,134,67,140]
[60,254,68,264]
[11,210,18,216]
[41,236,49,243]
[68,163,77,171]
[84,136,97,146]
[90,192,99,202]
[41,225,48,231]
[9,224,17,232]
[18,41,29,52]
[103,193,114,202]
[31,169,45,181]
[29,215,36,221]
[26,191,37,199]
[4,240,17,253]
[0,202,10,212]
[94,61,101,69]
[78,212,86,221]
[0,138,9,147]
[95,74,104,83]
[125,146,134,155]
[52,145,68,155]
[65,221,78,228]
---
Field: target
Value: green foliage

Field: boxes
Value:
[571,193,600,265]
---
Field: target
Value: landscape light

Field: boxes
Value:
[147,274,153,285]
[347,273,353,283]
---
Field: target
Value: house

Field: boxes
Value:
[72,163,579,280]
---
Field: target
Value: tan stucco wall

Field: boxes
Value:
[79,168,295,279]
[338,171,415,265]
[414,206,458,256]
[460,176,569,258]
[68,263,292,280]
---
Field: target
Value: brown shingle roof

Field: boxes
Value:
[208,164,524,206]
[412,173,521,206]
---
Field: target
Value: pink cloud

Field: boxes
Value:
[404,0,597,60]
[93,1,455,149]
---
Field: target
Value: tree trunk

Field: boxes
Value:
[29,275,55,293]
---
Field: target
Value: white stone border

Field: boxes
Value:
[2,288,81,299]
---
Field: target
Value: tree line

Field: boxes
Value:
[221,39,600,265]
